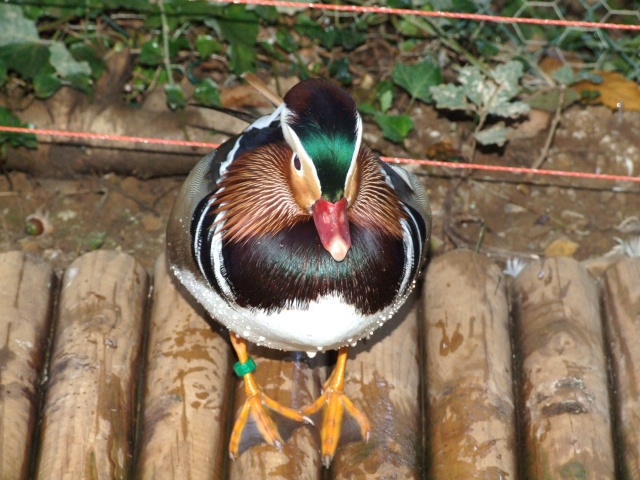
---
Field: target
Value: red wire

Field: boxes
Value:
[221,0,640,31]
[0,127,217,149]
[2,126,639,184]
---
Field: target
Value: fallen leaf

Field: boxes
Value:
[425,138,464,162]
[544,237,579,257]
[508,109,551,139]
[573,71,640,111]
[538,56,564,75]
[221,83,271,108]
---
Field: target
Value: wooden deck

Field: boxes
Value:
[0,249,638,479]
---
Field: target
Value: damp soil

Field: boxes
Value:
[1,101,640,275]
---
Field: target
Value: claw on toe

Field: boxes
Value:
[302,347,371,466]
[228,334,311,459]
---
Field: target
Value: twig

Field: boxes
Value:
[242,73,283,107]
[531,85,566,170]
[443,178,540,261]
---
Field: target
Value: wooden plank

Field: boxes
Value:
[36,250,148,480]
[138,254,234,480]
[513,257,615,479]
[423,250,517,479]
[228,346,322,480]
[602,257,640,478]
[330,298,421,479]
[0,252,56,479]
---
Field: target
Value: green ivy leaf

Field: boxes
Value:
[328,57,352,85]
[205,5,259,74]
[457,65,484,107]
[0,42,50,79]
[527,89,580,112]
[487,100,530,118]
[139,40,163,66]
[195,34,222,58]
[85,231,106,250]
[474,123,509,147]
[0,59,7,87]
[227,44,256,75]
[376,80,394,113]
[252,5,278,22]
[276,30,298,53]
[69,42,106,79]
[66,73,92,94]
[170,36,189,56]
[0,5,39,47]
[194,78,221,107]
[374,113,414,143]
[33,72,62,98]
[164,84,185,110]
[0,107,37,149]
[552,65,576,85]
[294,15,337,49]
[430,83,469,111]
[490,60,524,103]
[358,103,377,116]
[336,28,365,51]
[392,61,442,104]
[49,42,91,78]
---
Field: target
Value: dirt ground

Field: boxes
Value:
[1,101,640,276]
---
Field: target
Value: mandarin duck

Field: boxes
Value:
[166,77,431,466]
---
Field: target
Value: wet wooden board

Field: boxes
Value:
[138,254,235,479]
[0,252,56,480]
[1,249,639,478]
[332,298,422,479]
[423,250,516,479]
[36,251,148,479]
[228,346,322,480]
[513,257,615,479]
[602,257,640,479]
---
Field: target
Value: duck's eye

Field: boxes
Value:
[293,154,302,171]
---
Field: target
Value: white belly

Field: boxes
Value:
[172,266,414,353]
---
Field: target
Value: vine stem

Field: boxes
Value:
[530,85,566,170]
[157,0,175,87]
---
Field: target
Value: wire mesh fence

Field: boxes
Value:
[410,0,640,80]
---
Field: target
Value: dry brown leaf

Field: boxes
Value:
[573,72,640,111]
[544,237,579,257]
[221,84,272,109]
[538,56,564,76]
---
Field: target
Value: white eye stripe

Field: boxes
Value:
[344,112,362,193]
[282,123,321,191]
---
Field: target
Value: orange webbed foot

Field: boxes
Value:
[228,387,312,459]
[302,347,371,467]
[228,334,312,459]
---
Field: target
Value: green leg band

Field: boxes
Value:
[233,357,256,377]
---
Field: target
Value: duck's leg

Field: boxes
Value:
[228,334,311,459]
[302,347,371,467]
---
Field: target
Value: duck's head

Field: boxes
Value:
[280,79,363,262]
[214,79,403,264]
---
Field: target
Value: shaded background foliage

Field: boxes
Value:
[0,0,639,152]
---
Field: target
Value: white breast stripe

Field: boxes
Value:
[211,215,233,298]
[219,141,239,178]
[194,196,216,282]
[399,218,414,294]
[220,104,285,177]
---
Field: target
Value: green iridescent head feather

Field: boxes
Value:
[282,79,362,202]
